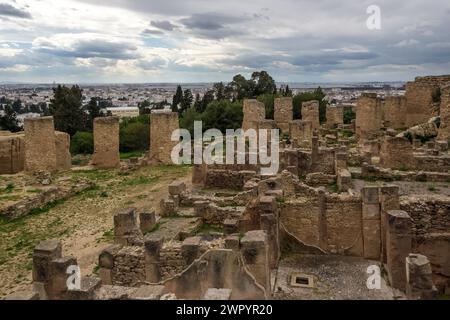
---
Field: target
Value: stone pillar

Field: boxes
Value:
[113,208,142,246]
[405,80,437,127]
[92,116,120,169]
[98,244,122,285]
[274,97,293,133]
[240,230,270,293]
[361,186,381,260]
[24,117,57,172]
[356,93,382,140]
[383,96,407,129]
[289,120,312,148]
[139,209,156,234]
[386,210,412,292]
[326,105,344,128]
[144,235,164,283]
[258,196,280,268]
[337,169,352,192]
[379,136,414,170]
[302,101,320,131]
[406,254,437,300]
[0,134,25,174]
[33,239,62,292]
[192,163,207,186]
[47,256,78,300]
[437,85,450,140]
[243,99,265,132]
[55,131,71,171]
[181,236,201,265]
[150,111,179,164]
[379,186,400,263]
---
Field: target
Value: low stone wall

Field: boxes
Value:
[205,169,257,190]
[0,182,95,220]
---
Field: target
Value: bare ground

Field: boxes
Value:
[0,165,192,297]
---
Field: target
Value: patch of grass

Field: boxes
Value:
[196,223,223,235]
[327,183,338,193]
[0,183,15,194]
[0,195,20,201]
[428,186,439,192]
[120,175,159,187]
[26,188,42,194]
[92,264,100,275]
[70,170,116,183]
[146,222,162,234]
[120,151,144,160]
[29,198,66,216]
[97,228,114,243]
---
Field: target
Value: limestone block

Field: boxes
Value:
[202,288,232,300]
[92,117,120,169]
[24,117,57,172]
[32,239,62,283]
[181,236,201,265]
[139,209,156,234]
[406,254,437,300]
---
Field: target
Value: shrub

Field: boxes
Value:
[70,131,93,154]
[119,115,149,152]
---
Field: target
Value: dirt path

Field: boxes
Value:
[0,165,191,297]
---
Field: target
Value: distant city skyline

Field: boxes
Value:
[0,0,449,83]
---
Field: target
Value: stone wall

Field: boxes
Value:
[437,85,450,140]
[150,111,179,164]
[55,131,71,171]
[405,79,439,127]
[301,101,320,131]
[92,117,120,169]
[326,105,343,128]
[274,97,293,133]
[383,96,407,129]
[379,136,414,170]
[24,117,57,172]
[243,99,265,132]
[356,93,382,140]
[289,120,312,148]
[0,133,24,174]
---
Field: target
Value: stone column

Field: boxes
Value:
[24,116,57,172]
[139,209,156,234]
[406,254,437,300]
[243,99,265,132]
[98,244,122,285]
[144,235,164,283]
[32,239,62,298]
[386,210,412,292]
[240,230,270,293]
[55,131,71,171]
[302,101,320,131]
[113,208,142,246]
[361,186,381,260]
[274,97,293,133]
[181,236,201,265]
[92,116,120,169]
[47,256,78,300]
[150,111,179,164]
[379,185,400,263]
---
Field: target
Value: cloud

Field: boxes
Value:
[32,34,139,60]
[150,20,176,31]
[0,3,32,19]
[142,29,164,35]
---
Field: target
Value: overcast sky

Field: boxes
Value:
[0,0,449,83]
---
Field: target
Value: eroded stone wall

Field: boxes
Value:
[326,105,343,128]
[92,117,120,169]
[383,96,407,129]
[289,120,312,148]
[379,136,414,170]
[356,93,382,140]
[438,85,450,140]
[0,133,24,174]
[55,131,71,171]
[150,111,179,164]
[24,117,57,172]
[274,97,293,133]
[302,101,320,132]
[243,99,265,132]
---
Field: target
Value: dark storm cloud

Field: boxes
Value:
[0,3,32,19]
[36,39,139,60]
[179,12,246,39]
[150,20,176,31]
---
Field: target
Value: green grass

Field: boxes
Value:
[0,183,15,194]
[26,188,43,194]
[327,183,338,193]
[120,175,159,187]
[196,223,223,235]
[145,222,162,234]
[120,151,144,160]
[96,228,114,243]
[0,195,20,201]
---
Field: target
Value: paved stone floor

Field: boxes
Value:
[272,254,404,300]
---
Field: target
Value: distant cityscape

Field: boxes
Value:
[0,82,406,123]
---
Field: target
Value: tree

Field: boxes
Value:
[119,115,149,152]
[138,100,152,115]
[11,99,22,113]
[172,85,183,113]
[251,71,276,96]
[213,82,225,100]
[199,90,215,113]
[70,131,93,154]
[228,74,254,100]
[0,104,21,132]
[193,93,201,112]
[49,85,85,136]
[180,107,202,135]
[85,97,109,130]
[292,87,328,122]
[201,100,243,133]
[180,89,193,115]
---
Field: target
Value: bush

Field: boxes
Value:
[201,100,243,132]
[70,131,93,154]
[343,107,356,124]
[119,115,149,152]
